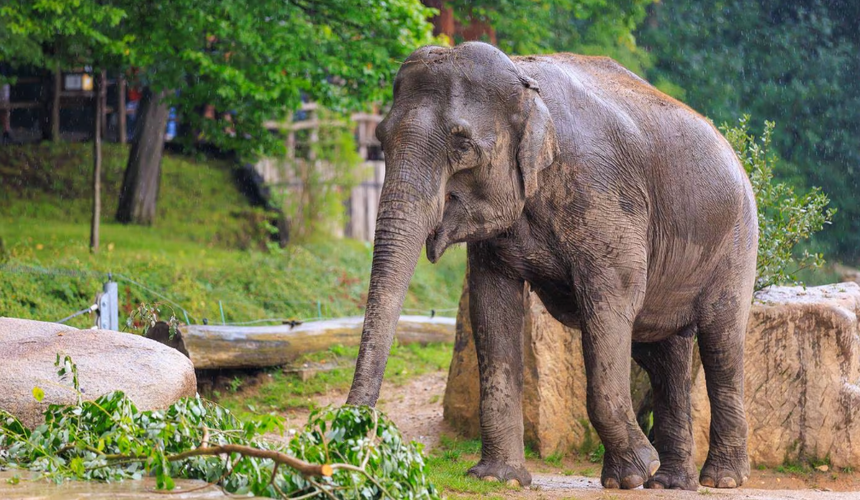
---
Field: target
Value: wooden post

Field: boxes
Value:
[90,70,105,252]
[117,75,127,144]
[51,64,61,142]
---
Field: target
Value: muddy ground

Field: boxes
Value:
[268,370,860,500]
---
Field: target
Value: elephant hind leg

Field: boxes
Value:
[632,327,698,490]
[696,285,752,488]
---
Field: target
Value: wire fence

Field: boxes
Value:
[0,263,460,328]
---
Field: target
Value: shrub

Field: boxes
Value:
[0,356,439,499]
[722,116,834,290]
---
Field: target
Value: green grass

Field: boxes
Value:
[213,342,453,418]
[426,436,511,497]
[0,143,466,328]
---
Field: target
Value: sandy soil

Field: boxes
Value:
[278,370,860,500]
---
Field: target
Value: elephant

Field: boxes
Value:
[346,42,757,491]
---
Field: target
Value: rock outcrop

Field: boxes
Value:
[0,317,197,428]
[443,281,860,467]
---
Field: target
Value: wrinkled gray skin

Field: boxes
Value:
[346,42,757,491]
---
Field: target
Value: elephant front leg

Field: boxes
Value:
[466,243,530,487]
[579,285,659,489]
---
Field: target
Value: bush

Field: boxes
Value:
[0,356,439,499]
[722,116,834,290]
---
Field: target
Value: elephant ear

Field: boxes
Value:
[516,96,558,198]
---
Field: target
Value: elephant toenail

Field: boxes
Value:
[700,476,716,488]
[621,475,644,489]
[717,477,737,488]
[648,460,660,476]
[506,479,521,487]
[603,478,620,489]
[482,475,500,482]
[647,480,665,489]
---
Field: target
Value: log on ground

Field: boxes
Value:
[149,316,455,370]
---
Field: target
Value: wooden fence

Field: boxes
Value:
[256,103,385,242]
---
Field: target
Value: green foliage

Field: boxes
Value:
[722,116,834,290]
[447,0,656,75]
[124,302,179,338]
[0,0,128,70]
[0,145,466,328]
[639,0,860,261]
[0,357,439,498]
[0,0,437,159]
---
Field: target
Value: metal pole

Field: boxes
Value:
[98,275,119,330]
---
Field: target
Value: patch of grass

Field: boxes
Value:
[775,455,832,475]
[212,342,453,417]
[544,451,563,467]
[776,462,809,475]
[589,443,605,463]
[0,143,466,328]
[427,435,510,496]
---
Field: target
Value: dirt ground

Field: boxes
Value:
[277,370,860,500]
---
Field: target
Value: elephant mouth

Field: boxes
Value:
[425,227,448,264]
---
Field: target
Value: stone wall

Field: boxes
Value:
[443,281,860,467]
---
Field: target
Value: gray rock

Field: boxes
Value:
[0,317,197,428]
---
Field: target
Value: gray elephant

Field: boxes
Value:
[346,42,757,491]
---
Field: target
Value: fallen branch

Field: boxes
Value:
[104,444,334,478]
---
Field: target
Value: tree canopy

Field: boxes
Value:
[0,0,437,157]
[446,0,657,74]
[639,0,860,262]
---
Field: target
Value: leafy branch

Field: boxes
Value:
[1,356,438,499]
[722,116,834,291]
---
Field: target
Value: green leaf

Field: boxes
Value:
[32,386,45,402]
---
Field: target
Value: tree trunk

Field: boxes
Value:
[41,64,61,142]
[116,87,170,224]
[90,71,105,252]
[117,75,127,144]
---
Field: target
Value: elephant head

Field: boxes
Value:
[346,42,558,406]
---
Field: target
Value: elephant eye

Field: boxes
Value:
[452,135,472,153]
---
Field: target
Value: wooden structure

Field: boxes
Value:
[1,71,127,143]
[256,103,386,242]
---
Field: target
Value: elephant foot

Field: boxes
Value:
[467,460,531,487]
[700,447,749,489]
[644,460,699,490]
[601,442,660,489]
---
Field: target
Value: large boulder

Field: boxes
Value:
[443,281,860,467]
[691,283,860,468]
[443,278,649,457]
[0,317,197,428]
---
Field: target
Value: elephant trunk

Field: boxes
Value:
[346,172,437,406]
